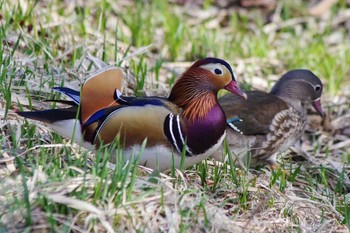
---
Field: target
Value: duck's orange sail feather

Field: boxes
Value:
[81,67,125,125]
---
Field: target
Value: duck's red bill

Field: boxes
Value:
[225,81,247,99]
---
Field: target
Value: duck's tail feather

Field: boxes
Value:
[16,107,94,149]
[44,99,77,106]
[16,106,78,123]
[53,87,81,105]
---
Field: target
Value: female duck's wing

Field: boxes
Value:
[219,91,289,135]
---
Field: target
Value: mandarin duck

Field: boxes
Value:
[213,69,324,169]
[17,58,247,171]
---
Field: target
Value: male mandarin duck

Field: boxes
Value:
[213,69,324,169]
[17,57,247,171]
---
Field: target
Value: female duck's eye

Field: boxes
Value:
[315,85,321,92]
[213,68,223,75]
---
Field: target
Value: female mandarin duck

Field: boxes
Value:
[17,58,247,171]
[213,69,324,169]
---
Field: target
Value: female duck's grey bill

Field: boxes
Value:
[312,98,325,117]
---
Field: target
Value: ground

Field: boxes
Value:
[0,0,350,232]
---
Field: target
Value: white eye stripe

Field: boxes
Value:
[201,64,225,73]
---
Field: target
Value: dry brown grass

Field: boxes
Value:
[1,0,350,232]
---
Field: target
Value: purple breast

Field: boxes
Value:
[185,104,226,155]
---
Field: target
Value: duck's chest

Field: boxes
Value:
[262,107,307,153]
[184,104,227,155]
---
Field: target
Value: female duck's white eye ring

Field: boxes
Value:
[212,67,223,75]
[315,85,321,92]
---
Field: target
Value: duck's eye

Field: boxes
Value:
[212,68,223,75]
[315,85,321,92]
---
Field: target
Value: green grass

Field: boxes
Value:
[1,0,350,232]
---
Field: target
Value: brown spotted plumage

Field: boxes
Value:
[213,69,324,168]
